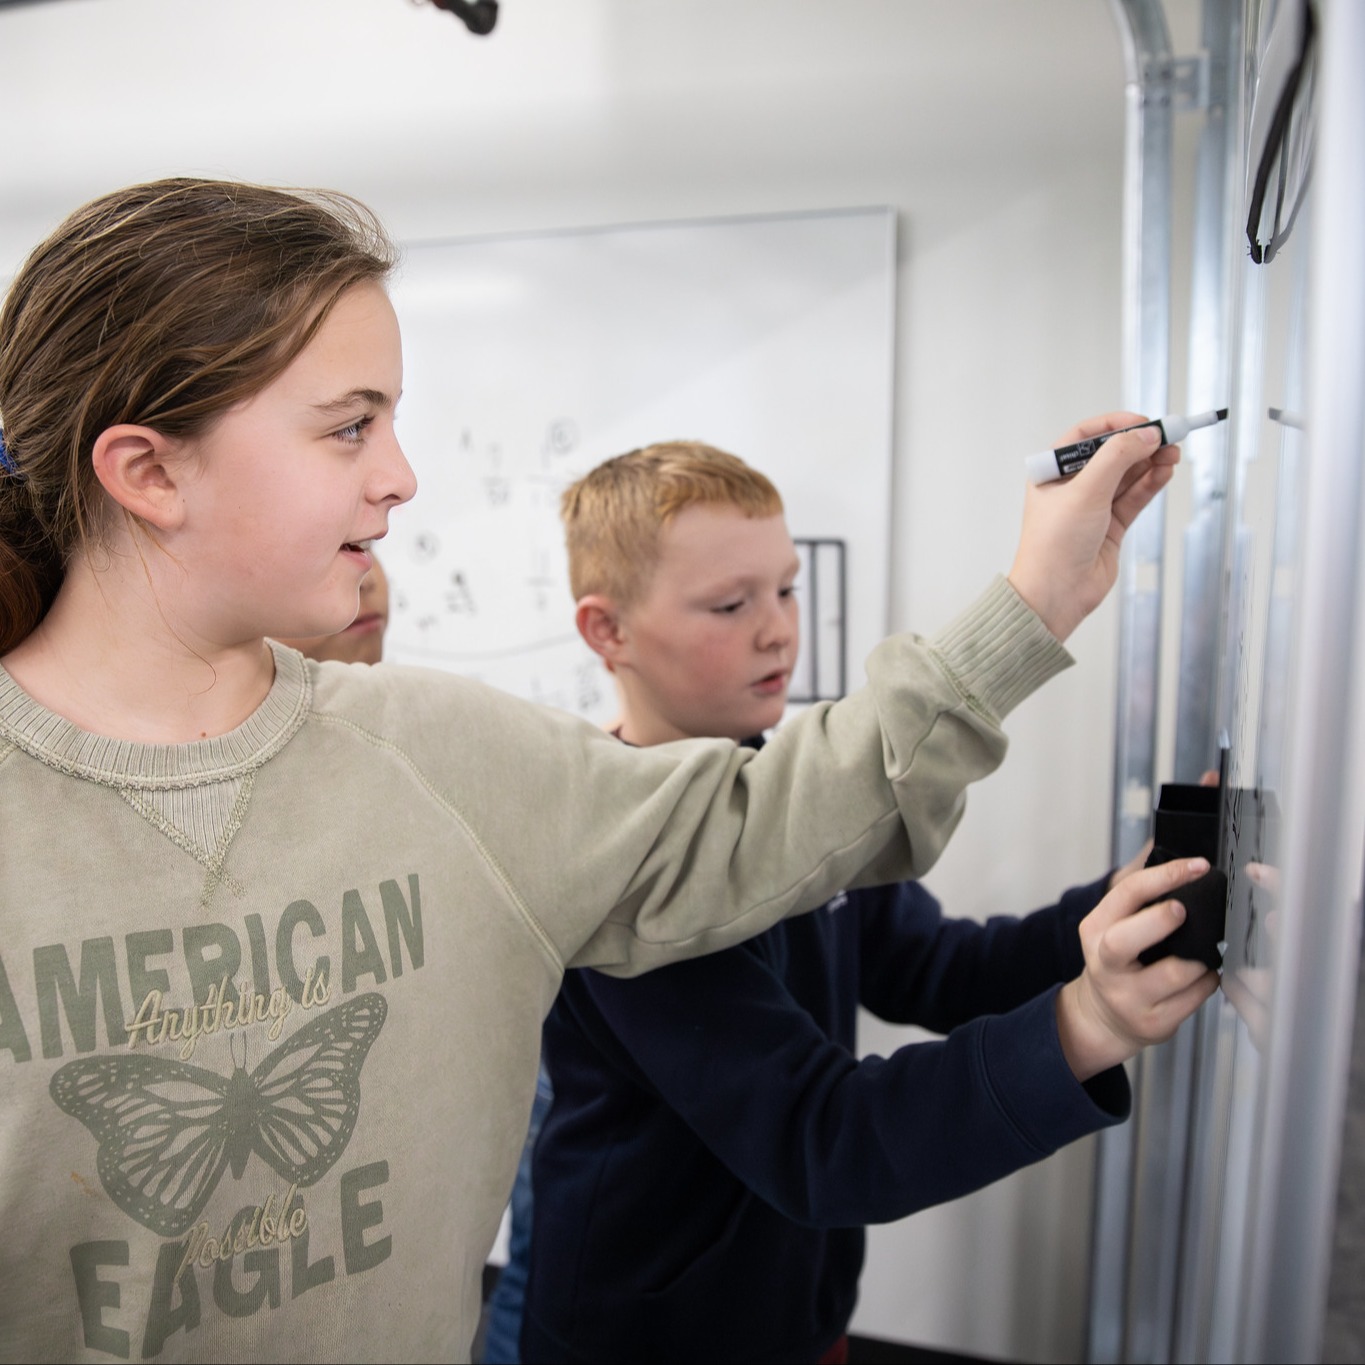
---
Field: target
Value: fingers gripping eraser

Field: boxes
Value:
[1137,846,1228,970]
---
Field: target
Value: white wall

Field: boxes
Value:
[0,2,1195,1358]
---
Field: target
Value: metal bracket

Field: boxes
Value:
[1143,52,1212,111]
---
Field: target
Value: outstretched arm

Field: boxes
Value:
[543,930,1128,1229]
[856,877,1108,1032]
[415,411,1180,978]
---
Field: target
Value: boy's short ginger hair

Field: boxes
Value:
[562,441,783,607]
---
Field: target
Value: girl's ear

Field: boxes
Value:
[90,425,186,531]
[575,595,629,672]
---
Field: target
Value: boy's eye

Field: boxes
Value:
[334,415,375,444]
[779,584,798,599]
[712,600,744,615]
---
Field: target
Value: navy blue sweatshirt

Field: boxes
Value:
[520,874,1127,1364]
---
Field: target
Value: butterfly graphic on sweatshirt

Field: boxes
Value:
[50,992,387,1238]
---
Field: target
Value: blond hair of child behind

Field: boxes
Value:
[561,441,783,607]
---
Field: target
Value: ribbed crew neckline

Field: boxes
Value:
[0,641,311,790]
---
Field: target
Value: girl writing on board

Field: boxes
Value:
[0,177,1204,1361]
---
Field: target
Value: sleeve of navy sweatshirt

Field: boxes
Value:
[550,885,1127,1228]
[855,874,1111,1032]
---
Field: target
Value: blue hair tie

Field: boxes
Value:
[0,428,16,476]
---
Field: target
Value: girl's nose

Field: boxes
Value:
[373,432,418,507]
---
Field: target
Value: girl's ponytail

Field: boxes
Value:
[0,442,62,652]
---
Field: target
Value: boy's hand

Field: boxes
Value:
[1009,412,1181,642]
[1056,856,1220,1081]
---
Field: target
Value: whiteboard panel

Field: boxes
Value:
[382,209,896,723]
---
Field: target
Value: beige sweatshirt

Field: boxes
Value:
[0,577,1068,1363]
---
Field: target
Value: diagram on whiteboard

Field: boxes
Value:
[383,210,896,727]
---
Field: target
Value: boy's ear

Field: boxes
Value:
[576,595,629,670]
[90,425,186,532]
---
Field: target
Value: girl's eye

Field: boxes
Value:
[779,584,798,599]
[334,415,375,444]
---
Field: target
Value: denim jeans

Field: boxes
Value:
[480,1066,553,1364]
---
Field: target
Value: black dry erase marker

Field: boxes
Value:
[1025,408,1229,484]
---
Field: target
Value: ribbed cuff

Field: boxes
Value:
[929,575,1073,721]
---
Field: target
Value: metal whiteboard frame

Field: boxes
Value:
[1090,7,1181,1360]
[1167,10,1243,1365]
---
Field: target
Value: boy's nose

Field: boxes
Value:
[756,600,794,651]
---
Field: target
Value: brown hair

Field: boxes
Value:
[561,440,783,606]
[0,176,397,652]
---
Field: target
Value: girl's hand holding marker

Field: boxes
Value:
[1026,408,1228,484]
[1008,410,1183,643]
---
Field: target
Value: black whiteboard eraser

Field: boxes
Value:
[1138,845,1228,970]
[1151,782,1221,862]
[1135,781,1228,970]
